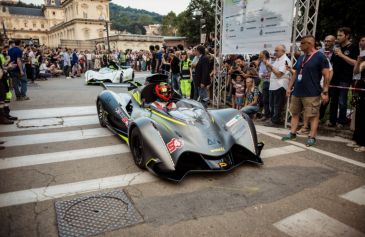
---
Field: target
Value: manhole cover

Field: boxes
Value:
[17,117,63,128]
[55,190,143,237]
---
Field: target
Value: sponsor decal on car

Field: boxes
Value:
[121,117,129,126]
[115,107,123,115]
[210,147,225,153]
[218,162,227,167]
[225,115,242,127]
[208,138,221,145]
[167,138,184,154]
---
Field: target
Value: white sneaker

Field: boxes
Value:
[66,77,71,79]
[346,142,359,148]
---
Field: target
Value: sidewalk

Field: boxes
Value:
[254,119,354,140]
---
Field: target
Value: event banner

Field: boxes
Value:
[222,0,294,55]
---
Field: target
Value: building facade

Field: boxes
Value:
[0,0,110,47]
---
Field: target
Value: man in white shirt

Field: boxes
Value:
[85,50,93,70]
[263,44,291,126]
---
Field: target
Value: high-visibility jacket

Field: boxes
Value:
[180,59,191,79]
[119,53,126,64]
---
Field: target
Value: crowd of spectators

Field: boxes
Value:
[220,27,364,150]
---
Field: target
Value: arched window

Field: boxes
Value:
[98,29,103,38]
[83,28,90,39]
[96,5,103,16]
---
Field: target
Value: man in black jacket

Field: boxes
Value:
[169,49,181,92]
[194,45,210,108]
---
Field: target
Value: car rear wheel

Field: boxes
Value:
[97,100,107,127]
[130,128,147,169]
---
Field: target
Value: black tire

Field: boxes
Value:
[130,128,147,169]
[97,100,107,127]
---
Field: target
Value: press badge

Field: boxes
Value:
[298,74,302,82]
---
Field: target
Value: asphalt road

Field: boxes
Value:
[0,73,364,237]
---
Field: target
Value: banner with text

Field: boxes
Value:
[222,0,294,55]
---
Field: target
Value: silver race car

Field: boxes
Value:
[85,63,134,85]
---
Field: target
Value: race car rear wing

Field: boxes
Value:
[101,81,143,91]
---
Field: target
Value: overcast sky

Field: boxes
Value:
[21,0,190,15]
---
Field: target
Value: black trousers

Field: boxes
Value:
[25,64,34,82]
[353,96,365,146]
[269,87,286,124]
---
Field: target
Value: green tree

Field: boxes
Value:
[161,11,178,36]
[109,2,162,34]
[316,0,365,42]
[176,0,215,45]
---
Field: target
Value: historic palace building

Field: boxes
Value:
[0,0,110,47]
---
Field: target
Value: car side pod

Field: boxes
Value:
[240,111,264,164]
[129,118,176,172]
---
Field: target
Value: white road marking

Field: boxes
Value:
[340,186,365,206]
[261,145,305,158]
[274,208,365,237]
[0,115,99,133]
[0,172,157,208]
[257,129,365,168]
[11,106,96,120]
[1,128,113,147]
[256,125,352,143]
[0,145,302,170]
[0,145,129,170]
[0,144,306,207]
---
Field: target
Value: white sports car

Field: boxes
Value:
[85,65,134,85]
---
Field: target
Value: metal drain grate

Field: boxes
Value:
[55,189,143,237]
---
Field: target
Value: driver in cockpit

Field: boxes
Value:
[151,82,177,111]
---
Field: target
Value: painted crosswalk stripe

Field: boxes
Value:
[257,129,365,168]
[261,145,305,159]
[11,106,96,120]
[0,145,130,170]
[0,115,99,133]
[0,172,157,208]
[0,144,306,207]
[1,128,113,147]
[0,145,303,170]
[340,186,365,206]
[274,208,365,237]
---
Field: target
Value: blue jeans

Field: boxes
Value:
[171,73,180,92]
[329,82,350,125]
[236,96,243,106]
[10,71,27,98]
[198,87,209,108]
[242,105,260,116]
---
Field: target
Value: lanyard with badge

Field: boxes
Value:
[298,51,318,82]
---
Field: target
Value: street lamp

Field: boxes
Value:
[193,10,205,44]
[99,15,110,54]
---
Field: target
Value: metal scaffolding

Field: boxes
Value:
[212,0,320,108]
[212,0,224,108]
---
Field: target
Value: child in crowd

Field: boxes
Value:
[232,74,245,110]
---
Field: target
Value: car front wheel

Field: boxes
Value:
[130,128,147,169]
[97,100,107,127]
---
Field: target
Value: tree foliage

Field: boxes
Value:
[175,0,215,45]
[161,11,178,36]
[316,0,365,42]
[109,3,162,35]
